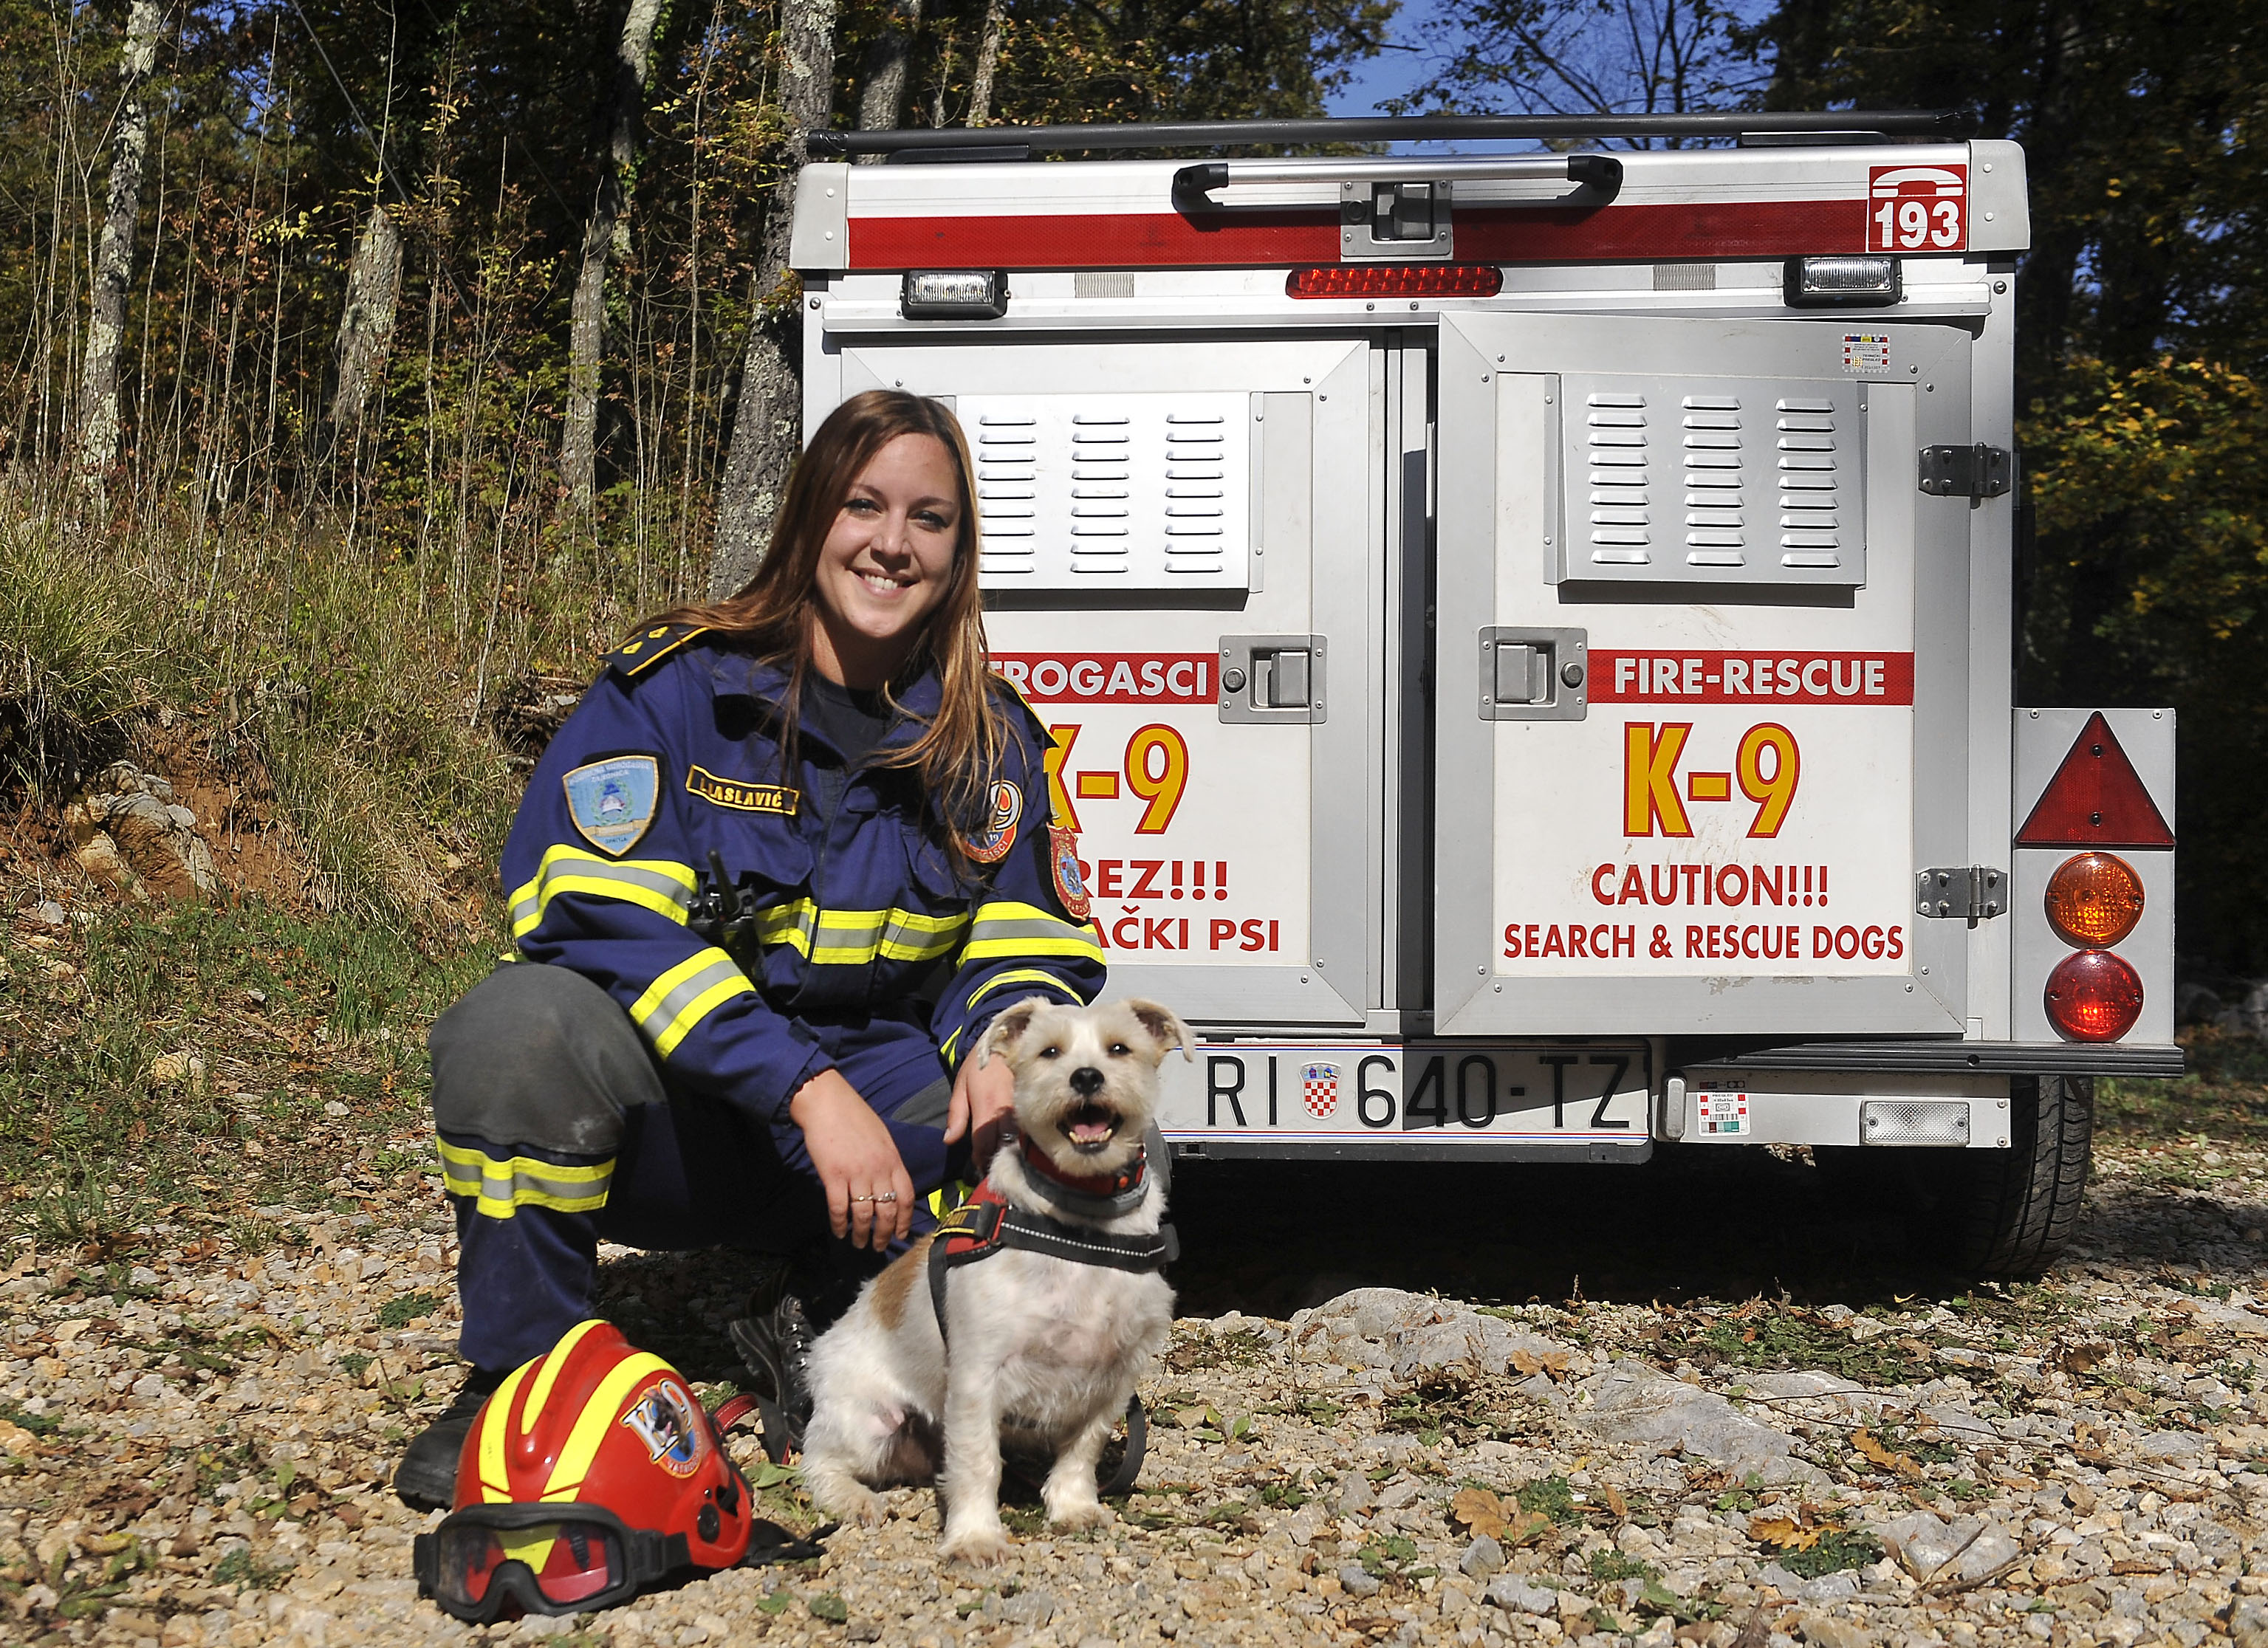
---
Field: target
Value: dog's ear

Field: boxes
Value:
[1123,998,1195,1062]
[974,995,1050,1069]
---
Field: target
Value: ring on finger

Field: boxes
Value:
[874,1190,899,1203]
[851,1193,875,1204]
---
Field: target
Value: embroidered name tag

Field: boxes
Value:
[686,764,799,816]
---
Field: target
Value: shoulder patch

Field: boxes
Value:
[563,755,660,856]
[1049,824,1092,921]
[606,622,709,681]
[962,780,1023,864]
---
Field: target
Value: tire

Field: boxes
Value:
[1950,1074,2094,1277]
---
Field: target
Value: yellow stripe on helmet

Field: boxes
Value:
[521,1319,609,1438]
[541,1353,673,1501]
[476,1361,538,1504]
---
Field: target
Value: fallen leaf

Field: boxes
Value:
[1603,1484,1628,1520]
[1852,1428,1919,1475]
[1510,1347,1573,1379]
[1501,1508,1554,1548]
[1450,1486,1508,1539]
[1748,1514,1823,1551]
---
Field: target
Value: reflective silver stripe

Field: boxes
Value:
[630,950,753,1057]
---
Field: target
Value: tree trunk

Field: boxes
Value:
[75,0,162,487]
[330,203,404,429]
[710,0,838,596]
[857,0,921,145]
[561,0,667,518]
[967,0,1007,126]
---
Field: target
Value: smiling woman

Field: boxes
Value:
[392,392,1109,1514]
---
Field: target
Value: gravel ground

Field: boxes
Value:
[6,1125,2268,1648]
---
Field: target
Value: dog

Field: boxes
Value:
[798,995,1189,1563]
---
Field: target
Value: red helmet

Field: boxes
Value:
[414,1321,753,1622]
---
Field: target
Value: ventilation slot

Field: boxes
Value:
[1775,396,1846,569]
[1585,391,1650,566]
[1681,394,1744,567]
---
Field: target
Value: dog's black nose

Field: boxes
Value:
[1069,1065,1105,1096]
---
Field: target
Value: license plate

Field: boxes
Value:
[1158,1043,1652,1143]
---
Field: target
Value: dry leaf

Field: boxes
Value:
[1852,1428,1919,1475]
[1451,1486,1508,1539]
[1501,1508,1553,1548]
[2060,1344,2107,1376]
[1603,1484,1628,1520]
[1748,1514,1823,1552]
[1510,1347,1573,1379]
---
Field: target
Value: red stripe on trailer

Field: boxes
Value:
[844,197,1868,270]
[1456,196,1867,261]
[850,209,1342,269]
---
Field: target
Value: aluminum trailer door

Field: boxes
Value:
[1433,310,1978,1037]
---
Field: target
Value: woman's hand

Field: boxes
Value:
[789,1069,915,1249]
[945,1052,1017,1174]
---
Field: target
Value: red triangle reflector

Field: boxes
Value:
[2016,712,2173,848]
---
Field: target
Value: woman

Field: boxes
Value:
[394,391,1106,1508]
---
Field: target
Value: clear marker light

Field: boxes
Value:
[1784,255,1901,307]
[901,270,1008,319]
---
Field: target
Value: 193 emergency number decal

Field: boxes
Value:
[1158,1045,1651,1141]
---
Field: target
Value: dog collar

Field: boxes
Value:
[1015,1137,1151,1220]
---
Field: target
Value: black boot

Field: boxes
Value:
[394,1367,506,1510]
[727,1294,815,1464]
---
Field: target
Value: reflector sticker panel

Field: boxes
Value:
[2015,711,2175,848]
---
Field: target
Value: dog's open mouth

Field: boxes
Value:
[1061,1102,1121,1154]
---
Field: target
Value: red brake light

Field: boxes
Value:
[2043,851,2144,947]
[2015,712,2173,848]
[1287,265,1504,299]
[2043,950,2144,1043]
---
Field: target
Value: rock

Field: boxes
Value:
[1339,1564,1382,1597]
[987,1590,1058,1627]
[1462,1535,1506,1576]
[1576,1359,1809,1477]
[1305,1286,1576,1380]
[147,1051,206,1088]
[23,901,65,929]
[1868,1511,2019,1585]
[1798,1611,1877,1648]
[2229,1599,2268,1648]
[65,764,216,902]
[1337,1474,1375,1516]
[1487,1576,1559,1615]
[2135,1429,2216,1460]
[1758,1564,1861,1603]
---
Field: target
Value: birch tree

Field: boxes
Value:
[75,0,162,487]
[857,0,921,140]
[561,0,667,518]
[331,202,403,429]
[710,0,837,594]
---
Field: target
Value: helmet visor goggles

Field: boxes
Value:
[414,1501,688,1622]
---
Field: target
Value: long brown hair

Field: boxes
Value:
[649,390,1006,842]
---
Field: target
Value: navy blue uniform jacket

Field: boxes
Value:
[502,625,1106,1125]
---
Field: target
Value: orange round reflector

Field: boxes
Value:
[2043,851,2145,947]
[2043,949,2144,1043]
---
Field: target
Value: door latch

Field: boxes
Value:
[1480,627,1587,721]
[1917,444,2013,499]
[1219,635,1326,724]
[1915,866,2006,922]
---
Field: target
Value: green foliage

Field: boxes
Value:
[1773,1528,1882,1579]
[377,1290,442,1328]
[1589,1547,1654,1583]
[1515,1474,1580,1523]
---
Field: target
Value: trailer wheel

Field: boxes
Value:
[1950,1075,2094,1277]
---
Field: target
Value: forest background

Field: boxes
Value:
[0,0,2260,991]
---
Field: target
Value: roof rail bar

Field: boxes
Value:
[805,110,1961,159]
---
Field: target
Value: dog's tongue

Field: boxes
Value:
[1068,1110,1115,1145]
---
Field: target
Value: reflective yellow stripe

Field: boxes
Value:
[437,1139,613,1220]
[959,900,1106,964]
[967,968,1075,1012]
[542,1353,671,1500]
[510,844,697,938]
[521,1320,608,1436]
[478,1361,537,1503]
[756,899,967,965]
[628,948,756,1057]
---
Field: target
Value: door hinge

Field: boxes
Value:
[1917,444,2013,498]
[1915,866,2007,921]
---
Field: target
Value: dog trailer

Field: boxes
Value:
[787,112,2177,1274]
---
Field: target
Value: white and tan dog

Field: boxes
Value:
[799,995,1189,1562]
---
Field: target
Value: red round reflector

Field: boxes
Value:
[1286,264,1504,300]
[2043,949,2144,1043]
[2043,851,2144,947]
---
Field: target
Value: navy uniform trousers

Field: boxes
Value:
[431,961,957,1375]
